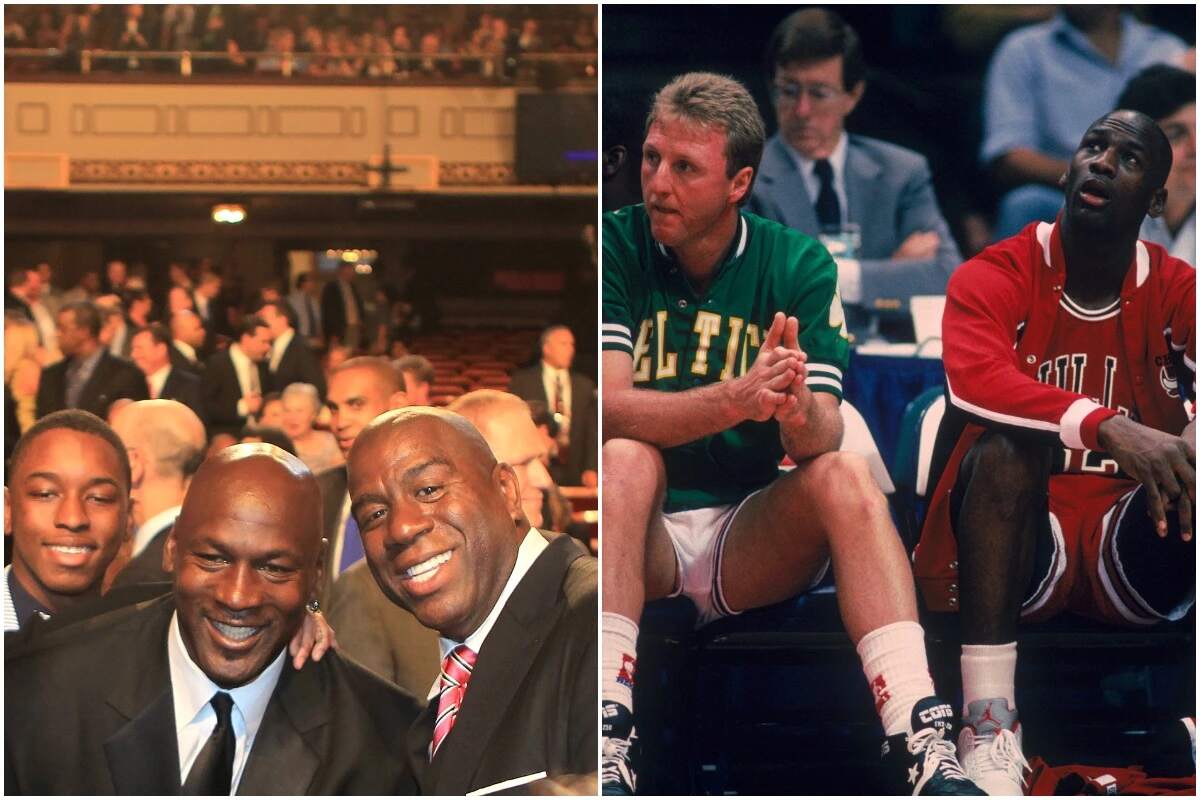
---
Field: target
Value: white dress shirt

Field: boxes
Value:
[429,528,550,700]
[147,364,171,400]
[228,343,261,419]
[540,363,573,435]
[784,132,864,303]
[173,339,198,365]
[168,612,285,794]
[268,328,293,374]
[132,504,182,557]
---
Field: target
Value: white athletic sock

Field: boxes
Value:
[857,620,938,736]
[602,612,639,713]
[961,642,1018,713]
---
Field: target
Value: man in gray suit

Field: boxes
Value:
[748,8,961,341]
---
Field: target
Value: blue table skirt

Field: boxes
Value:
[842,352,945,470]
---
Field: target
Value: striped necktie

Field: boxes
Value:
[430,644,477,761]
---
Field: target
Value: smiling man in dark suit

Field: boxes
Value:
[36,301,148,421]
[348,407,597,795]
[6,443,420,795]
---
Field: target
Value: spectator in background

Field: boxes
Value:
[280,382,343,475]
[748,8,961,342]
[288,272,323,345]
[97,301,131,359]
[202,313,271,437]
[34,262,63,316]
[36,301,148,420]
[509,325,597,487]
[158,4,195,51]
[166,284,193,315]
[191,270,222,334]
[128,322,206,424]
[394,354,434,406]
[1117,64,1195,265]
[257,391,285,431]
[107,399,206,588]
[168,308,206,374]
[390,23,412,74]
[101,259,129,300]
[126,288,152,328]
[6,266,59,359]
[982,7,1188,239]
[5,313,42,437]
[60,269,100,307]
[259,299,325,399]
[321,261,366,352]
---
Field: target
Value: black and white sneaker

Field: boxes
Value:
[602,701,637,796]
[881,697,986,795]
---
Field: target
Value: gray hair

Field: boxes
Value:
[645,71,766,203]
[282,382,321,416]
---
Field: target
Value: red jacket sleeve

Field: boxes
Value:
[942,243,1118,451]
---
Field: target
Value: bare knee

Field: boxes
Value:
[792,451,890,527]
[603,438,666,495]
[961,430,1050,509]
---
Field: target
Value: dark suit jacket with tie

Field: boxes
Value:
[508,365,598,486]
[748,133,962,318]
[35,350,149,420]
[170,342,205,378]
[408,533,597,794]
[160,367,208,428]
[5,594,421,795]
[320,280,366,345]
[267,333,326,400]
[202,348,268,438]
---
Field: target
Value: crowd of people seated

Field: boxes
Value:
[3,256,598,561]
[4,4,597,80]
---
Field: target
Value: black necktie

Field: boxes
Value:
[182,692,235,796]
[813,159,840,228]
[304,297,316,337]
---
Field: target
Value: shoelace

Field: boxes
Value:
[908,728,970,782]
[983,728,1030,786]
[601,736,634,783]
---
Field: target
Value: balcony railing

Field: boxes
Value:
[4,48,597,85]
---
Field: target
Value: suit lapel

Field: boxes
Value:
[845,139,883,242]
[429,536,585,794]
[764,137,819,233]
[102,597,181,794]
[236,664,326,795]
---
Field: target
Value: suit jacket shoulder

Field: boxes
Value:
[411,534,596,794]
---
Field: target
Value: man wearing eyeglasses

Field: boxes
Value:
[748,8,961,342]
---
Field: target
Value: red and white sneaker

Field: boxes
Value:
[957,698,1029,795]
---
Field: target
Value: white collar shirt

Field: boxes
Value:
[173,339,198,365]
[28,300,59,357]
[147,364,171,400]
[540,363,573,431]
[168,612,285,795]
[133,504,182,557]
[786,131,850,226]
[429,528,549,700]
[229,343,260,398]
[268,328,293,373]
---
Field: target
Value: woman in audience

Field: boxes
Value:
[280,382,343,474]
[257,391,285,430]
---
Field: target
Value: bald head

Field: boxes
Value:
[111,400,206,482]
[167,443,324,688]
[177,443,322,552]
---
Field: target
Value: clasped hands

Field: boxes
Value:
[730,311,812,426]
